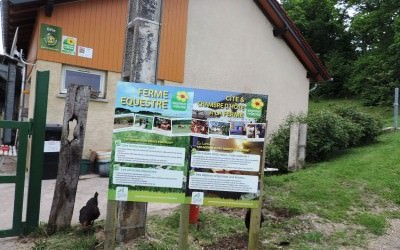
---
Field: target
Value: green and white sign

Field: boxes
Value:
[108,82,268,208]
[40,24,62,51]
[61,36,77,55]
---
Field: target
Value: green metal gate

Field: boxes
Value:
[0,71,49,237]
[0,121,30,237]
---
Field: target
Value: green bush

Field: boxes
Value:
[333,106,382,144]
[305,111,359,161]
[266,108,381,171]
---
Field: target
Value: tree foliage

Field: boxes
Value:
[282,0,400,105]
[282,0,356,97]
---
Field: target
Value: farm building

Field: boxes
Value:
[2,0,330,159]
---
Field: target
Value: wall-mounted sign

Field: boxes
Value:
[61,36,77,55]
[78,46,93,58]
[40,24,62,51]
[108,82,268,208]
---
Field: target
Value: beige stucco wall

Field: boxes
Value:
[176,0,310,136]
[28,60,118,158]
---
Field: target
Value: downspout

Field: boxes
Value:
[309,83,318,93]
[17,59,26,122]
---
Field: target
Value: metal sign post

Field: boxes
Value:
[394,88,398,130]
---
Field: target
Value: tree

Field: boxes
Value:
[282,0,356,97]
[346,0,400,105]
[282,0,400,105]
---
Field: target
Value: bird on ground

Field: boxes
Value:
[79,192,100,229]
[245,208,265,231]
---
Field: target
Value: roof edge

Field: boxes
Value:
[254,0,331,82]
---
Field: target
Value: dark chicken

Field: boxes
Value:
[79,192,100,228]
[245,208,265,231]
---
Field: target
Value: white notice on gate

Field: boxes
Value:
[115,143,186,166]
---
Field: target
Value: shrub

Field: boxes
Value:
[305,111,359,162]
[266,108,381,171]
[333,106,382,144]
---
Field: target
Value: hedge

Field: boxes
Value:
[266,108,382,171]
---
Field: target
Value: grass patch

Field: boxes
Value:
[328,229,367,247]
[354,213,387,235]
[29,222,102,250]
[267,132,400,220]
[300,231,324,243]
[264,131,400,248]
[134,209,245,249]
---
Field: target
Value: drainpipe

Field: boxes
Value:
[17,58,26,122]
[309,83,318,93]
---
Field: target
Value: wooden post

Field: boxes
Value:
[178,204,190,250]
[298,124,307,169]
[47,85,90,234]
[288,122,300,171]
[104,200,118,249]
[248,135,267,249]
[105,0,162,245]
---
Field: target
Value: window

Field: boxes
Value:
[61,66,106,98]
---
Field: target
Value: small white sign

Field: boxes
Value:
[191,192,204,205]
[61,35,77,55]
[44,141,60,152]
[78,46,93,58]
[116,186,128,201]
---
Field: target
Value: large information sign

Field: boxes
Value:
[108,82,268,208]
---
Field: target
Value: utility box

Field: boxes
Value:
[42,124,62,180]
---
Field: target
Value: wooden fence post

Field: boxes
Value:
[298,124,307,169]
[47,85,90,234]
[288,123,307,171]
[288,123,299,171]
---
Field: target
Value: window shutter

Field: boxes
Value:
[157,0,189,83]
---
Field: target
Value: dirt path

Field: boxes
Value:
[367,219,400,250]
